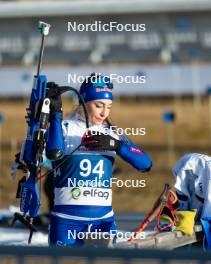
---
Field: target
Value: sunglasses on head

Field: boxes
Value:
[157,189,179,232]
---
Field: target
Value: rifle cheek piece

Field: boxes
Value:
[46,149,63,160]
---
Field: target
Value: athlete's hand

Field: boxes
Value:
[82,131,122,151]
[47,82,62,112]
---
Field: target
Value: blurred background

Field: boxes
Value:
[0,0,211,214]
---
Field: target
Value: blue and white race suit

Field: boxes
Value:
[172,153,211,248]
[47,112,152,246]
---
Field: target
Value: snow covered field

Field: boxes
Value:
[0,227,48,246]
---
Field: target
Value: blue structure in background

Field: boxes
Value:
[176,16,191,32]
[0,114,4,124]
[206,86,211,95]
[162,111,176,123]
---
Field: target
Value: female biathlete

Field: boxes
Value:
[46,73,152,246]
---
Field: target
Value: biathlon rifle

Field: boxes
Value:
[11,21,51,244]
[11,22,89,244]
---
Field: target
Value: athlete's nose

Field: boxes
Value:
[100,108,106,117]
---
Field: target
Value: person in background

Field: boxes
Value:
[172,153,211,248]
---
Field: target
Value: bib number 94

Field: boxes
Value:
[79,159,104,178]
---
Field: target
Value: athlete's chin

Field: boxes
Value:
[93,118,104,125]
